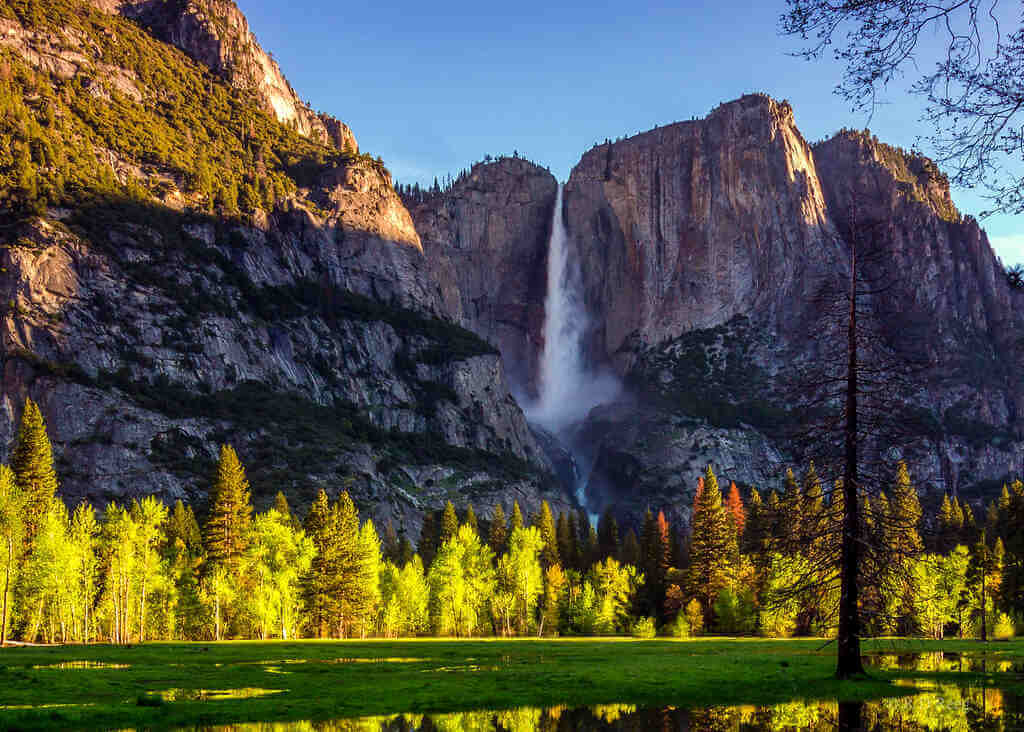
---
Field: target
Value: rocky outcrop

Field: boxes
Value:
[564,95,846,371]
[109,0,358,152]
[3,0,1021,533]
[406,157,558,394]
[0,0,569,532]
[580,401,784,533]
[562,95,1024,518]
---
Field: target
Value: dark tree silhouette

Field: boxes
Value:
[770,191,932,678]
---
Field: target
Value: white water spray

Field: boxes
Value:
[527,184,620,508]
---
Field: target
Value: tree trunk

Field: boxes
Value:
[837,700,863,731]
[1,541,12,646]
[836,249,866,680]
[980,571,987,642]
[140,579,147,643]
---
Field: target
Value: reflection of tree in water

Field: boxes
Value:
[207,687,1024,731]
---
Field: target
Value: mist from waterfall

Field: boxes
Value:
[526,184,620,507]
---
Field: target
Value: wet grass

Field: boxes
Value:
[0,637,1021,729]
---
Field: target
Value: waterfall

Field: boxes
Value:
[526,184,619,509]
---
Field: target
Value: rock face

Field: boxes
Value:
[0,0,570,538]
[406,158,558,394]
[559,95,1024,527]
[2,0,1021,538]
[564,95,846,371]
[110,0,358,153]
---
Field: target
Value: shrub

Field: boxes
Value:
[630,617,656,639]
[713,587,758,635]
[664,613,690,638]
[685,599,704,636]
[995,613,1015,640]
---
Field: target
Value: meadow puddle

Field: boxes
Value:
[864,650,1024,674]
[147,687,285,702]
[29,661,131,670]
[153,683,1023,730]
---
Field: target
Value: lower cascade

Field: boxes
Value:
[526,183,620,511]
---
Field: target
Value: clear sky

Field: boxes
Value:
[239,0,1023,267]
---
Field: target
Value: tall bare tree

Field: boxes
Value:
[768,192,931,678]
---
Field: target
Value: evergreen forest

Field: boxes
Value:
[1,397,1020,644]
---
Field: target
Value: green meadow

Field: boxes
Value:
[1,637,1021,729]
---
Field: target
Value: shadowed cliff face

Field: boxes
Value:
[0,1,570,536]
[406,158,558,395]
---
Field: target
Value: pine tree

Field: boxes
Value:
[537,501,559,568]
[464,504,478,535]
[440,501,459,545]
[10,398,58,545]
[352,519,381,637]
[273,491,294,527]
[584,522,599,569]
[509,501,524,532]
[986,500,1000,534]
[888,461,922,557]
[302,489,337,638]
[620,528,640,567]
[418,510,439,568]
[333,491,364,637]
[687,465,737,614]
[166,500,202,558]
[962,501,977,545]
[938,493,957,552]
[967,530,999,641]
[640,508,656,563]
[381,520,400,563]
[641,510,671,618]
[725,482,746,541]
[203,445,253,572]
[766,490,783,548]
[996,484,1012,538]
[952,495,966,533]
[597,507,619,560]
[556,512,574,570]
[488,504,508,556]
[396,536,414,566]
[566,512,582,571]
[778,468,802,546]
[743,488,766,555]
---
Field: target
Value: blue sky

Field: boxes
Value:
[241,0,1023,266]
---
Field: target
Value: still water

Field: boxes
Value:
[165,683,1022,731]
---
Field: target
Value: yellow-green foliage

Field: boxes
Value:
[0,0,378,217]
[995,613,1015,640]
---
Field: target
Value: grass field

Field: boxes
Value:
[0,637,1020,729]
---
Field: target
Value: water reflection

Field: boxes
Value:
[175,684,1023,731]
[865,651,1021,674]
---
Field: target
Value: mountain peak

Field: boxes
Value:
[104,0,358,153]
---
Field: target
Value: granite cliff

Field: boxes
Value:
[109,0,359,153]
[0,0,568,536]
[1,0,1020,537]
[555,96,1024,530]
[404,157,558,395]
[409,96,1024,532]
